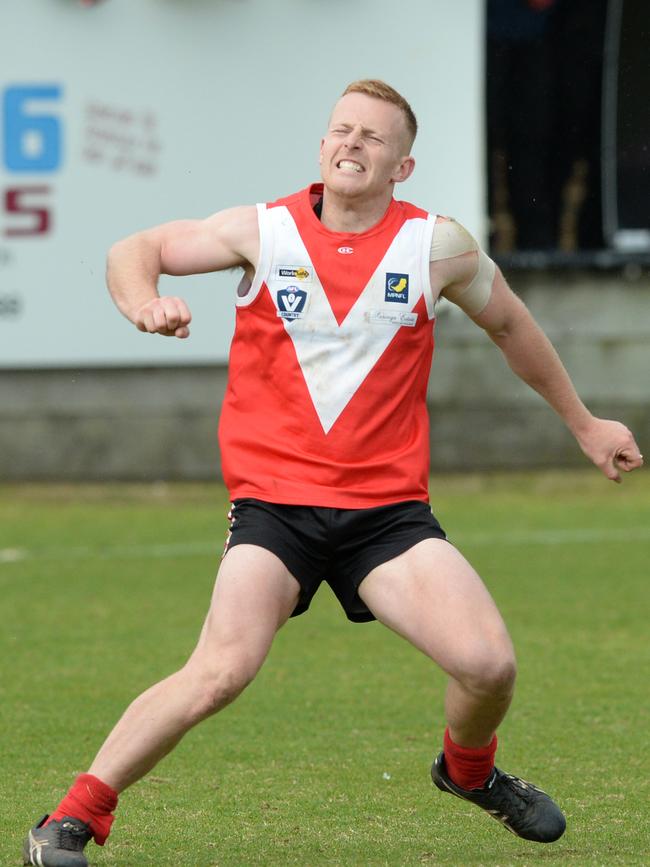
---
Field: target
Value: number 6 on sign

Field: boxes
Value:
[3,85,63,172]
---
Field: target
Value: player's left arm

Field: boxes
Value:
[433,241,643,482]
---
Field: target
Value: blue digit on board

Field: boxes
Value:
[3,85,63,172]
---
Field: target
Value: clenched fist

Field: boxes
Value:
[576,417,644,483]
[134,296,192,339]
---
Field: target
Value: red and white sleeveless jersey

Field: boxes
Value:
[219,183,440,508]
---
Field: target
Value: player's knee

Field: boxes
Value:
[459,646,517,699]
[483,652,517,696]
[187,657,257,721]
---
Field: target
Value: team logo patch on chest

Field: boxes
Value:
[277,286,308,320]
[385,273,409,303]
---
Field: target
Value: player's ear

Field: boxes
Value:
[319,138,325,164]
[393,155,415,184]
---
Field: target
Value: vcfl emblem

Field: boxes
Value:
[277,286,307,320]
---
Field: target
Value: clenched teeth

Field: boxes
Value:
[338,160,363,172]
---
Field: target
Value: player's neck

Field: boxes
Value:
[319,189,393,234]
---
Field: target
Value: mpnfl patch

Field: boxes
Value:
[385,272,409,303]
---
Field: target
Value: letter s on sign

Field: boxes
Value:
[4,186,51,236]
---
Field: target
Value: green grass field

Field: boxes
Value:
[1,472,649,866]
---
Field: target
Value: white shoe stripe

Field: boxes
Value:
[28,829,47,867]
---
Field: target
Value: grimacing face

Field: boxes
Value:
[319,92,415,199]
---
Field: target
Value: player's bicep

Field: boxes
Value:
[159,206,256,276]
[441,248,496,316]
[159,221,239,276]
[433,218,495,316]
[470,267,528,337]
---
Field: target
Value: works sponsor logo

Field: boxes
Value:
[277,265,312,281]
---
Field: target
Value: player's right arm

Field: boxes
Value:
[106,205,259,338]
[430,220,643,482]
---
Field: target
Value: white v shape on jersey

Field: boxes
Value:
[219,183,443,509]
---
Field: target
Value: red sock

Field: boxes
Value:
[443,728,498,790]
[46,773,119,846]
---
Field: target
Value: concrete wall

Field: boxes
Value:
[1,271,648,481]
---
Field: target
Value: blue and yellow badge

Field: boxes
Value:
[385,273,409,303]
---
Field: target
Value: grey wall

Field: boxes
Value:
[1,271,647,481]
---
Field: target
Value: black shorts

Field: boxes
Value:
[223,498,447,623]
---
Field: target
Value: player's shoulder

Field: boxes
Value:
[206,203,258,228]
[431,215,479,261]
[393,197,430,221]
[434,214,474,235]
[267,186,310,210]
[202,204,260,252]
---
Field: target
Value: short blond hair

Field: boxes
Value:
[341,79,418,146]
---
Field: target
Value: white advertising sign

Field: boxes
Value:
[0,0,484,367]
